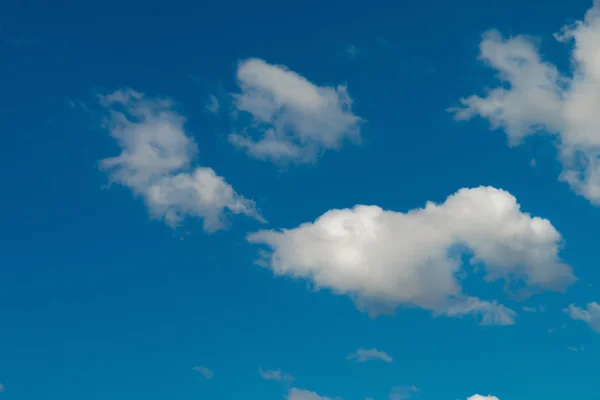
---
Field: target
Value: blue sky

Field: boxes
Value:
[2,0,600,399]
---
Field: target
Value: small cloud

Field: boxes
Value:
[206,94,220,114]
[259,368,295,383]
[229,58,362,164]
[530,159,537,168]
[0,383,5,392]
[522,305,545,312]
[564,303,600,333]
[347,348,393,363]
[568,345,585,352]
[193,366,214,380]
[548,328,556,334]
[65,98,89,111]
[288,388,333,400]
[389,386,419,400]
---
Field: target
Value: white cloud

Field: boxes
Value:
[565,302,600,332]
[468,396,499,400]
[347,348,393,363]
[247,186,574,324]
[259,368,295,383]
[206,94,220,114]
[229,58,363,164]
[288,388,332,400]
[451,4,600,204]
[389,386,419,400]
[193,366,214,380]
[99,89,264,232]
[0,383,4,392]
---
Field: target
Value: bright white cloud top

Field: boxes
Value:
[565,302,600,333]
[229,58,362,164]
[468,396,499,400]
[99,89,264,232]
[247,186,575,324]
[452,4,600,203]
[347,348,393,363]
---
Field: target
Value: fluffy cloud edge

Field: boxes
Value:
[229,58,363,164]
[450,3,600,205]
[564,302,600,333]
[246,186,574,325]
[99,89,264,232]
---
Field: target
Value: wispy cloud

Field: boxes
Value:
[205,94,220,114]
[344,43,359,60]
[564,303,600,333]
[522,305,545,313]
[99,89,264,232]
[193,366,214,380]
[65,98,88,111]
[259,368,295,383]
[389,386,419,400]
[288,388,333,400]
[347,348,393,363]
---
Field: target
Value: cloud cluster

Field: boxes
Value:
[247,186,574,324]
[229,58,363,164]
[565,302,600,333]
[347,348,393,363]
[451,4,600,203]
[99,89,263,232]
